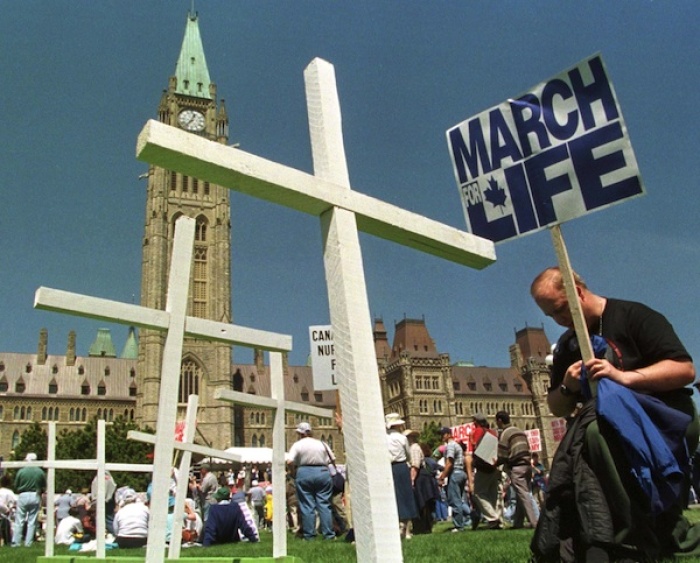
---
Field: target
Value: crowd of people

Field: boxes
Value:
[384,411,544,541]
[1,264,699,562]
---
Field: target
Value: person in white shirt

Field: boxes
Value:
[55,507,84,545]
[287,422,336,540]
[113,489,149,548]
[385,413,418,538]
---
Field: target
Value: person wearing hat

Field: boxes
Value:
[385,413,418,539]
[202,486,259,546]
[11,452,45,547]
[466,413,503,530]
[113,489,149,548]
[437,426,471,532]
[287,421,336,540]
[246,479,266,530]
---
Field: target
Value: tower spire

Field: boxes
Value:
[174,12,212,99]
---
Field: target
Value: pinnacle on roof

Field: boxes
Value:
[88,328,117,358]
[174,11,212,99]
[120,326,139,360]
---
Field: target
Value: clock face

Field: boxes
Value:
[178,109,205,132]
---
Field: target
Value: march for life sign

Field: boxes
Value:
[447,54,645,243]
[309,325,337,390]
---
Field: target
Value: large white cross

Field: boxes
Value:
[2,420,153,559]
[136,58,496,562]
[34,216,294,563]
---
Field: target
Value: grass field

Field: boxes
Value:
[3,513,700,563]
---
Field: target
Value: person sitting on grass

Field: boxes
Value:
[202,487,259,546]
[54,506,85,545]
[113,489,149,548]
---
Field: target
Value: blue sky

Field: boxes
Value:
[1,2,698,373]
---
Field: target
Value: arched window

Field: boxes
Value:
[195,217,208,242]
[12,431,20,449]
[70,408,75,422]
[192,246,208,318]
[179,359,201,403]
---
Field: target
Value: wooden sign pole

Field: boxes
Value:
[550,224,597,396]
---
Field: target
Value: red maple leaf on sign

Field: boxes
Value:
[483,176,508,210]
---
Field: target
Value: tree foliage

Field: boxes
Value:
[419,420,444,455]
[10,421,47,462]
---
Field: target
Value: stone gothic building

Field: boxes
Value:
[375,318,559,463]
[0,11,563,465]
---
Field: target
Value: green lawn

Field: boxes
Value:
[3,513,700,563]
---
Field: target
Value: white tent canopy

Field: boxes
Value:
[206,447,292,466]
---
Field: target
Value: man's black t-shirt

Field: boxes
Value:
[550,298,691,392]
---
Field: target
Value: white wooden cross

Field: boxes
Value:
[34,216,293,563]
[1,420,153,559]
[136,58,496,562]
[128,394,245,558]
[131,359,333,559]
[214,350,334,558]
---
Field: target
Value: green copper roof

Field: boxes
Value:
[88,328,117,358]
[120,326,139,360]
[174,12,212,99]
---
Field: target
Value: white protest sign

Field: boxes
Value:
[451,422,474,444]
[552,418,568,442]
[447,53,644,243]
[309,324,337,390]
[526,428,541,452]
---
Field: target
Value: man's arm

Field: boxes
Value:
[586,358,695,392]
[465,453,475,493]
[438,458,453,485]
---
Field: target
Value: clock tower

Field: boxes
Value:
[137,11,234,448]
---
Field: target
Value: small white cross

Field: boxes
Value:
[35,216,294,563]
[2,420,153,558]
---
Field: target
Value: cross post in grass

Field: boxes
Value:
[34,215,293,563]
[136,57,496,562]
[214,350,334,558]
